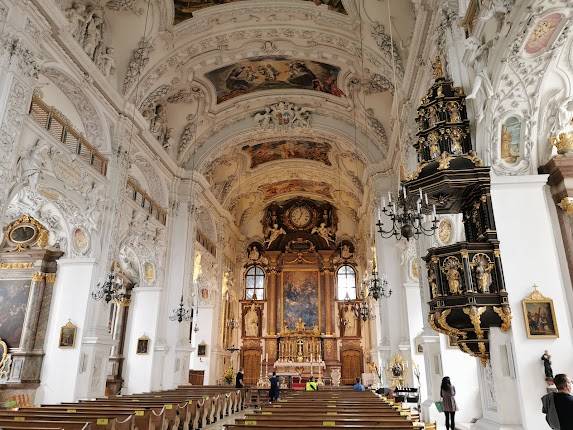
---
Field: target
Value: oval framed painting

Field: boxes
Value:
[72,227,90,255]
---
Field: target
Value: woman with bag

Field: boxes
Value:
[440,376,458,430]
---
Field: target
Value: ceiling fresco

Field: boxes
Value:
[205,56,344,103]
[173,0,347,24]
[243,140,332,168]
[258,179,333,201]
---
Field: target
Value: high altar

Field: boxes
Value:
[239,199,368,385]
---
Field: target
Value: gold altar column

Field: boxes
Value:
[324,268,334,335]
[267,267,277,335]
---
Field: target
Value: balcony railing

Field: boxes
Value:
[29,95,108,176]
[126,177,168,226]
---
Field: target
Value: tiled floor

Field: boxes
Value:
[202,408,254,430]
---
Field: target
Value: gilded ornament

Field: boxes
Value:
[428,313,440,332]
[493,250,501,258]
[449,128,464,155]
[458,342,472,355]
[557,197,573,215]
[471,253,494,293]
[446,101,461,123]
[4,214,49,251]
[32,272,45,282]
[428,265,439,298]
[441,256,462,295]
[550,132,573,155]
[432,57,445,80]
[437,219,453,244]
[493,306,512,332]
[460,250,469,259]
[0,262,33,270]
[437,152,453,170]
[45,273,57,284]
[437,309,467,338]
[462,306,487,339]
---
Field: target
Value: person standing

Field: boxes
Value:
[353,378,365,392]
[235,368,244,388]
[269,371,280,402]
[554,374,573,428]
[440,376,458,430]
[306,376,318,391]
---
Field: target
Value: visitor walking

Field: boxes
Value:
[269,371,280,402]
[440,376,458,430]
[235,368,244,388]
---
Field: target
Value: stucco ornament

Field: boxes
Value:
[254,101,313,131]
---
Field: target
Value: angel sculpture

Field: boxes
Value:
[311,222,335,246]
[264,223,286,247]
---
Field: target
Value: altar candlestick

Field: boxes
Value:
[388,191,392,203]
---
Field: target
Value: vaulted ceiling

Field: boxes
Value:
[98,0,417,235]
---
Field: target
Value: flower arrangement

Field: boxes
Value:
[224,366,234,385]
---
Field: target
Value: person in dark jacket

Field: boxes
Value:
[554,374,573,429]
[235,368,244,388]
[440,376,458,430]
[269,371,280,402]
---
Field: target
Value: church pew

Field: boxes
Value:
[36,404,168,430]
[0,419,90,429]
[0,410,135,430]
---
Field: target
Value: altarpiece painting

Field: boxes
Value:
[282,270,319,331]
[0,279,31,349]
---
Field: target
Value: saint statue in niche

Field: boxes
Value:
[474,255,493,293]
[248,245,260,261]
[340,244,353,259]
[500,116,521,163]
[244,303,259,337]
[442,258,462,295]
[343,306,357,337]
[541,350,553,379]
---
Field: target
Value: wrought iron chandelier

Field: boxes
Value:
[169,294,192,323]
[226,345,240,353]
[91,272,126,304]
[367,264,392,300]
[377,186,439,241]
[355,291,376,322]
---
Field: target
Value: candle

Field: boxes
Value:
[419,188,422,199]
[432,204,436,216]
[382,197,386,208]
[266,353,268,361]
[424,193,428,205]
[403,187,406,198]
[388,191,392,203]
[378,207,382,220]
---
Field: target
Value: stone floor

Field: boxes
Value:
[202,408,254,430]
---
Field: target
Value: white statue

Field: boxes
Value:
[248,245,260,261]
[264,223,286,247]
[254,102,313,130]
[254,107,272,129]
[343,306,357,337]
[311,222,335,246]
[465,37,494,123]
[95,46,116,77]
[244,304,259,337]
[82,11,103,60]
[65,2,87,42]
[340,244,353,259]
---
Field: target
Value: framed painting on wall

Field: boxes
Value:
[197,343,207,357]
[136,336,150,354]
[522,286,559,339]
[59,320,77,348]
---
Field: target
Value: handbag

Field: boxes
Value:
[435,401,444,413]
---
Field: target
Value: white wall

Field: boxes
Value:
[189,305,215,384]
[490,174,573,429]
[122,286,162,394]
[37,258,96,404]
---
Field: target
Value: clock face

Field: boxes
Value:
[289,206,312,228]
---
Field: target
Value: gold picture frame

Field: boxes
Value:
[59,320,77,348]
[136,336,150,354]
[522,286,559,339]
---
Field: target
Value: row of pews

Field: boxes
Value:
[0,385,246,430]
[225,389,427,429]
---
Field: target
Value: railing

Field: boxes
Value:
[196,229,216,257]
[29,96,108,176]
[126,177,168,225]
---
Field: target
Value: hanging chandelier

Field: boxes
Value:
[169,294,192,323]
[376,185,438,241]
[91,272,126,304]
[346,284,376,322]
[367,264,392,300]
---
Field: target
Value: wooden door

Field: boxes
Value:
[189,370,204,385]
[242,349,261,386]
[341,349,363,385]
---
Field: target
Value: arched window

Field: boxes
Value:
[337,265,356,300]
[245,266,265,300]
